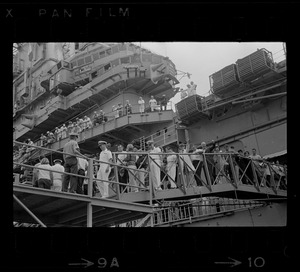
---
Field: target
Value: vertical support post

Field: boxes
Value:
[250,160,259,190]
[113,153,120,200]
[87,202,92,227]
[269,163,276,190]
[228,154,238,188]
[147,153,155,227]
[178,154,186,193]
[88,158,93,197]
[203,153,212,189]
[148,154,153,205]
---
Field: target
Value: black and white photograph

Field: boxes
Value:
[13,42,287,228]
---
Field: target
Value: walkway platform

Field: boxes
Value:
[13,184,153,227]
[120,183,287,204]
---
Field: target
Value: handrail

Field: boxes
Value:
[15,102,174,148]
[13,141,287,204]
[151,197,266,227]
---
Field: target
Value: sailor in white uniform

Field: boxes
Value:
[148,140,162,190]
[97,141,113,198]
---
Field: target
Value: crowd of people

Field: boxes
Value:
[14,95,171,163]
[18,131,287,199]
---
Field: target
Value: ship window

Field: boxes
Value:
[104,63,111,71]
[92,52,100,61]
[111,59,120,68]
[71,61,77,68]
[112,45,119,54]
[57,61,62,70]
[85,55,92,63]
[77,58,85,66]
[106,48,112,55]
[121,57,130,64]
[99,51,106,58]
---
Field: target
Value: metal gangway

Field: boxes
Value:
[13,141,287,227]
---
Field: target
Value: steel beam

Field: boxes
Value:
[87,203,93,227]
[13,194,47,227]
[95,211,142,227]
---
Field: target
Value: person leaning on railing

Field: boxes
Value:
[76,156,89,194]
[190,144,204,186]
[135,149,148,190]
[51,159,65,191]
[249,148,263,185]
[116,144,128,193]
[148,140,163,190]
[123,144,138,192]
[36,158,53,189]
[62,132,88,194]
[138,96,145,113]
[165,146,177,189]
[124,100,132,115]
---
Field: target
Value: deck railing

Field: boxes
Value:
[13,141,287,200]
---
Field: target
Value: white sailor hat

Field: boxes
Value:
[53,159,62,163]
[98,140,107,145]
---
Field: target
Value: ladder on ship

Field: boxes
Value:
[140,136,146,151]
[135,124,178,149]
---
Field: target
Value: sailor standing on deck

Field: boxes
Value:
[62,132,87,193]
[51,159,65,191]
[138,96,145,113]
[148,140,162,190]
[97,141,113,198]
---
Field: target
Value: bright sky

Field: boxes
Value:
[134,42,286,105]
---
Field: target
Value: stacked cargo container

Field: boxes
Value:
[236,48,275,82]
[209,48,275,97]
[209,64,240,96]
[176,94,209,123]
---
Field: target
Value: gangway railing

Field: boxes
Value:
[124,197,274,227]
[151,197,267,227]
[13,141,287,227]
[14,141,287,199]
